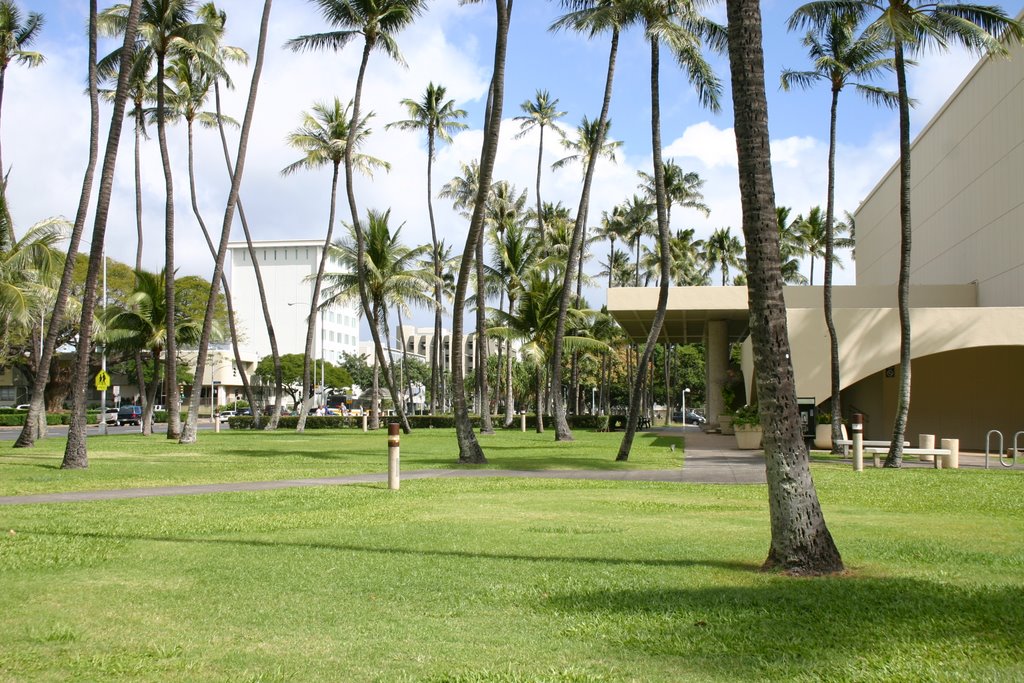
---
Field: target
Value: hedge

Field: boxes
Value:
[226,413,609,431]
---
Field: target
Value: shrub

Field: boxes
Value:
[732,404,760,427]
[0,413,66,426]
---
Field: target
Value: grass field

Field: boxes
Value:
[1,431,1022,681]
[0,429,684,497]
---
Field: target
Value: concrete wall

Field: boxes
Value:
[855,40,1024,307]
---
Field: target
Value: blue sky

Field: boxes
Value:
[7,0,1020,330]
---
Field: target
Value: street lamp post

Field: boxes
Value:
[591,386,597,415]
[681,387,690,427]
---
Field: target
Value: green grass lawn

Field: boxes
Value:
[0,429,684,497]
[1,461,1022,681]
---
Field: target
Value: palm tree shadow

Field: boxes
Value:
[546,579,1024,678]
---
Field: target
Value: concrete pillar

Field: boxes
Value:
[852,413,864,472]
[706,320,729,429]
[942,438,959,469]
[919,433,935,463]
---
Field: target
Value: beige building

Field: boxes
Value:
[609,37,1024,450]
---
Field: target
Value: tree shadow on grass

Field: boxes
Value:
[545,578,1024,680]
[24,528,758,573]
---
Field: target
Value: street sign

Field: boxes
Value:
[94,370,111,392]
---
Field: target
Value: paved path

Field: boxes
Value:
[0,428,768,506]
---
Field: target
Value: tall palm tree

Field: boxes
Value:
[595,204,627,289]
[0,0,44,250]
[620,194,654,286]
[791,0,1022,466]
[0,216,67,343]
[446,0,513,462]
[667,227,707,286]
[616,0,724,462]
[637,159,710,230]
[202,1,284,429]
[776,206,809,285]
[727,0,844,575]
[784,10,899,451]
[321,210,434,429]
[703,227,745,286]
[56,0,142,465]
[514,88,566,238]
[165,15,259,435]
[179,0,273,444]
[281,97,388,431]
[549,0,633,439]
[385,82,466,415]
[598,247,632,288]
[287,0,425,436]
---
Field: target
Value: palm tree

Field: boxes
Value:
[548,0,635,438]
[281,97,388,431]
[55,0,142,464]
[726,0,844,574]
[489,271,605,433]
[385,82,466,416]
[322,210,434,429]
[0,216,67,346]
[446,0,513,462]
[514,89,566,237]
[202,2,284,429]
[783,10,899,452]
[776,206,809,285]
[165,10,260,437]
[637,159,710,230]
[791,0,1022,467]
[0,0,44,250]
[103,269,202,435]
[595,204,627,289]
[598,247,632,288]
[287,0,425,436]
[667,227,707,286]
[620,194,654,286]
[99,0,219,441]
[704,227,744,286]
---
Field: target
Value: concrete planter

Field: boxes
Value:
[719,415,735,435]
[734,424,763,449]
[814,423,848,450]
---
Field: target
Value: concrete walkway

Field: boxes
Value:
[0,428,767,506]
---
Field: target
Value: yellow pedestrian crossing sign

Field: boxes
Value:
[94,370,111,392]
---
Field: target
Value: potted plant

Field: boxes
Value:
[732,404,762,449]
[718,386,736,435]
[813,411,848,450]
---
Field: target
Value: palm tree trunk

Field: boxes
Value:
[183,119,259,432]
[345,39,411,435]
[134,104,144,272]
[886,41,913,468]
[154,47,182,440]
[476,219,494,434]
[726,0,843,573]
[141,355,162,434]
[664,343,672,426]
[824,87,844,453]
[397,307,414,414]
[61,0,142,466]
[551,28,619,442]
[617,36,671,461]
[535,365,544,433]
[426,130,440,416]
[452,0,512,463]
[214,80,283,429]
[14,1,106,449]
[179,0,273,444]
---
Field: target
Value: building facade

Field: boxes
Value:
[227,240,361,364]
[608,38,1024,450]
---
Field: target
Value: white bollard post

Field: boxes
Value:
[852,413,864,472]
[942,438,959,469]
[520,412,526,433]
[388,422,400,491]
[362,413,368,433]
[919,433,935,463]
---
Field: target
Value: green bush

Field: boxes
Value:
[0,413,65,426]
[227,413,611,432]
[152,411,189,424]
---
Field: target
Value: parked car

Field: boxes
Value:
[218,410,236,423]
[672,410,707,425]
[15,404,30,410]
[116,405,143,426]
[102,408,119,424]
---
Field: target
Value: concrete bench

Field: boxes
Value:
[862,446,951,468]
[835,439,908,456]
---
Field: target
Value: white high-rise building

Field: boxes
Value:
[227,240,361,364]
